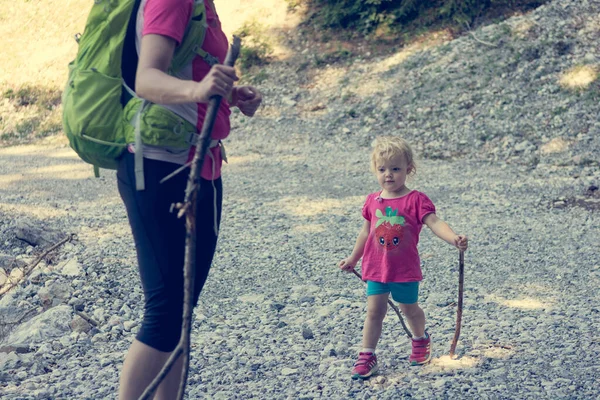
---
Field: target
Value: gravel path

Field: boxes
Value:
[0,127,598,399]
[1,0,599,398]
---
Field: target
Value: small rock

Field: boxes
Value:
[60,258,84,277]
[99,358,111,367]
[70,316,91,333]
[123,321,137,331]
[68,298,85,311]
[92,308,105,323]
[35,343,53,355]
[250,363,261,371]
[281,368,298,376]
[108,315,122,326]
[9,268,24,281]
[0,352,21,369]
[0,267,8,286]
[302,327,314,340]
[299,296,314,304]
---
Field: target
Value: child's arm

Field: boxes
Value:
[423,213,468,251]
[339,220,370,271]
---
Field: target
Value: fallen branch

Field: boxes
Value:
[449,250,465,358]
[350,269,412,339]
[468,31,498,47]
[137,36,241,400]
[465,22,498,48]
[73,309,99,327]
[0,234,74,297]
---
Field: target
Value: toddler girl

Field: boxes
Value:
[339,136,468,379]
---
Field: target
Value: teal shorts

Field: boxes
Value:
[366,281,419,304]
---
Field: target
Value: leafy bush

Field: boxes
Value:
[306,0,547,32]
[234,21,273,71]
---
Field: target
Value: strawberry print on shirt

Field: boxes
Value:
[374,206,405,251]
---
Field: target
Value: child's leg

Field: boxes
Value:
[351,293,388,379]
[398,302,426,338]
[400,302,431,365]
[362,293,390,350]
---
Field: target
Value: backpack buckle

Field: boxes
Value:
[204,54,220,66]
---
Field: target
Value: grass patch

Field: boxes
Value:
[0,84,63,146]
[3,86,61,109]
[312,46,354,67]
[285,0,302,12]
[234,21,274,72]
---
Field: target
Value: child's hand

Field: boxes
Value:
[453,235,468,251]
[338,258,357,272]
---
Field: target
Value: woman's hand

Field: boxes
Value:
[191,64,239,103]
[453,235,468,251]
[338,258,357,272]
[231,85,262,116]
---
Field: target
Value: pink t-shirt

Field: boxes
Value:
[139,0,230,180]
[361,191,436,283]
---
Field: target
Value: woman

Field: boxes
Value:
[116,0,262,398]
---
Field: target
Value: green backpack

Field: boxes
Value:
[62,0,218,190]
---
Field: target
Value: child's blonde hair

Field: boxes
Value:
[370,136,416,175]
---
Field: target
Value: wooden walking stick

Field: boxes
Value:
[350,269,412,339]
[138,36,241,400]
[449,250,465,358]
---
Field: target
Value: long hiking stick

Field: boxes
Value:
[175,34,241,400]
[350,269,412,339]
[449,250,465,358]
[137,36,241,400]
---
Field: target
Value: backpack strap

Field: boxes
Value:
[171,0,220,72]
[134,99,149,191]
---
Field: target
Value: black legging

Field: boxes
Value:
[117,152,222,352]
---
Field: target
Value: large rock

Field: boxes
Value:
[1,305,72,347]
[15,219,67,247]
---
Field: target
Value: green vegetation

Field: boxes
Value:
[234,21,274,72]
[312,46,353,67]
[305,0,548,33]
[0,85,62,144]
[3,86,61,110]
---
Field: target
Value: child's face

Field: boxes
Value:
[375,154,411,194]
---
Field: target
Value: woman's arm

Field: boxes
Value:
[423,213,468,251]
[339,220,371,271]
[135,34,238,104]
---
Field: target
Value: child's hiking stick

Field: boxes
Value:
[449,250,465,358]
[138,36,241,400]
[350,269,413,339]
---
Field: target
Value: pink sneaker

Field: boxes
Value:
[410,333,432,365]
[351,352,378,379]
